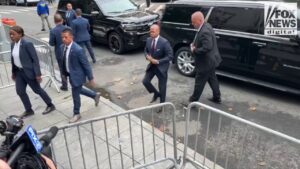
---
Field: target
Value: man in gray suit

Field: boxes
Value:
[189,11,222,103]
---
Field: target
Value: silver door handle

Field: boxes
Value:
[252,41,266,47]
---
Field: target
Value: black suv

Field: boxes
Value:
[160,0,300,94]
[57,0,159,54]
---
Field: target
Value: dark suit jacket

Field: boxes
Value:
[144,36,173,76]
[65,9,76,26]
[11,39,41,80]
[60,42,93,87]
[49,24,68,60]
[71,17,91,42]
[193,23,222,73]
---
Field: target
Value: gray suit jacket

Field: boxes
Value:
[11,39,41,80]
[193,23,222,73]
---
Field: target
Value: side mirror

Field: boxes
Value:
[91,11,100,16]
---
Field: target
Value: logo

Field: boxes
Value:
[26,125,43,153]
[264,2,297,36]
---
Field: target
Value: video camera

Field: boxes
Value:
[0,115,58,169]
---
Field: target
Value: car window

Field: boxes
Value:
[208,7,263,34]
[58,0,78,10]
[162,6,210,24]
[94,0,137,14]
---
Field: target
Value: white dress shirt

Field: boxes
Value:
[12,40,22,68]
[65,42,73,73]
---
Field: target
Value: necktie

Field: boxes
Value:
[67,11,70,18]
[151,39,156,55]
[63,46,68,74]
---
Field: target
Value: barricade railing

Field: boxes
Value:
[38,103,179,169]
[182,102,300,169]
[0,24,59,92]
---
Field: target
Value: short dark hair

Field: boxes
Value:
[54,13,63,24]
[62,28,73,36]
[75,8,82,16]
[10,25,24,37]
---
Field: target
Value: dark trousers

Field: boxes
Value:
[15,70,52,112]
[78,41,96,62]
[57,58,68,88]
[190,68,221,101]
[71,85,97,115]
[143,66,167,103]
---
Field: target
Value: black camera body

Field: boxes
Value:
[0,116,58,169]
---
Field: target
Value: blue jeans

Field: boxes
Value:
[78,41,96,62]
[72,85,97,115]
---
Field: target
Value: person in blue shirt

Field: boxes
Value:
[37,0,51,31]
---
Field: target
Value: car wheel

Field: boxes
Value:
[175,46,196,77]
[108,32,125,54]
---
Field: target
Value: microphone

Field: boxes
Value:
[39,126,59,147]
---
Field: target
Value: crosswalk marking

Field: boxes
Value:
[0,12,10,14]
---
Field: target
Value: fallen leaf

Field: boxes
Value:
[130,82,134,85]
[250,106,257,111]
[258,161,266,166]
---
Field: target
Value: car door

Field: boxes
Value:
[208,7,263,76]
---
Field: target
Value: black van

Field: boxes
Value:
[57,0,160,54]
[160,0,300,94]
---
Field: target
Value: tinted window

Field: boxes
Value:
[162,5,210,24]
[208,7,263,34]
[95,0,137,14]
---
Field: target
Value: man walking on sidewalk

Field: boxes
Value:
[61,28,100,123]
[49,13,69,91]
[142,24,173,104]
[189,11,222,104]
[71,8,96,63]
[37,0,51,31]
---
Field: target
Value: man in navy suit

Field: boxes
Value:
[143,24,173,103]
[10,26,55,118]
[61,28,100,123]
[65,3,76,27]
[49,13,68,91]
[71,8,96,63]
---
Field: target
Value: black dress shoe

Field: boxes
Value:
[60,86,68,91]
[42,105,56,115]
[150,94,160,103]
[20,110,34,119]
[208,97,222,104]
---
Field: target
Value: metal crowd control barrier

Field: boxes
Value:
[182,102,300,169]
[38,103,179,169]
[0,24,59,92]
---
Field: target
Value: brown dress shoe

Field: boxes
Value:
[69,115,81,123]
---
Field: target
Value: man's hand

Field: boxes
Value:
[12,74,16,82]
[151,59,159,65]
[190,43,196,53]
[0,159,11,169]
[89,79,96,88]
[146,55,153,62]
[36,76,42,83]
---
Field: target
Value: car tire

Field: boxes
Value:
[108,32,125,54]
[175,46,196,77]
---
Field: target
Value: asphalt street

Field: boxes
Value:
[0,3,299,140]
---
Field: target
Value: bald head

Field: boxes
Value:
[150,24,160,38]
[191,11,205,29]
[54,13,63,24]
